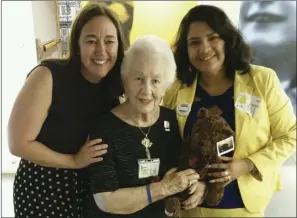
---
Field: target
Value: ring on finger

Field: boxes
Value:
[225,171,229,176]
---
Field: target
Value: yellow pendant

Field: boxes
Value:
[141,137,153,148]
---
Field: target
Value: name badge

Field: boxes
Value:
[235,92,261,117]
[177,103,191,116]
[216,136,234,156]
[138,158,160,179]
[164,121,170,131]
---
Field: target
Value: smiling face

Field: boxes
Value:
[187,22,226,76]
[122,52,167,115]
[79,16,118,83]
[239,1,296,81]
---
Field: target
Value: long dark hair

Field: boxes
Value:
[172,5,253,86]
[42,2,126,97]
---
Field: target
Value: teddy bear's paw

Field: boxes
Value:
[205,192,224,206]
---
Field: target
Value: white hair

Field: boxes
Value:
[121,35,176,89]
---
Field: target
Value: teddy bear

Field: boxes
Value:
[164,107,235,217]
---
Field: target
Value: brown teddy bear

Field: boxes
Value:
[164,107,235,217]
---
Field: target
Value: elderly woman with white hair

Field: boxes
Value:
[85,35,202,218]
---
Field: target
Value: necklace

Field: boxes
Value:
[139,125,153,159]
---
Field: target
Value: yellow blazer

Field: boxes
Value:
[162,64,296,214]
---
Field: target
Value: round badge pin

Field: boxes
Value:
[177,103,191,116]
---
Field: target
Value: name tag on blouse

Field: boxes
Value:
[235,92,261,117]
[138,158,160,179]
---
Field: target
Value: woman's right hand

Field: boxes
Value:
[161,168,199,196]
[73,138,108,169]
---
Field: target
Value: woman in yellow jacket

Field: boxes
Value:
[163,5,296,217]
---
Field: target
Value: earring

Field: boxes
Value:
[189,66,193,72]
[119,93,127,104]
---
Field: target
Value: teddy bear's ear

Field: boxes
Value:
[197,107,209,118]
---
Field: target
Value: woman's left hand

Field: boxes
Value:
[206,156,254,184]
[182,181,206,210]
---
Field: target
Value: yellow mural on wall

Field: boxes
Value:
[81,1,197,46]
[129,1,196,45]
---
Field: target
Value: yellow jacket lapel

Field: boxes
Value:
[234,71,255,158]
[176,77,197,138]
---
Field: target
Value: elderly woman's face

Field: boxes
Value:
[123,54,167,114]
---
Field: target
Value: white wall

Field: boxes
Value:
[2,1,37,217]
[2,1,61,174]
[31,1,61,60]
[1,1,60,217]
[2,174,15,218]
[2,1,37,174]
[0,1,2,217]
[266,163,296,217]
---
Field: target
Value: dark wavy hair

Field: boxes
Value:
[42,2,126,97]
[172,5,253,86]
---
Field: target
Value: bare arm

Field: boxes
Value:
[8,66,106,169]
[93,168,199,214]
[8,66,78,168]
[94,182,166,214]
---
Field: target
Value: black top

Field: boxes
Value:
[32,60,119,154]
[184,84,244,209]
[184,84,235,138]
[86,107,182,218]
[12,60,119,218]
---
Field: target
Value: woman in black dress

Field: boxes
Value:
[8,3,126,218]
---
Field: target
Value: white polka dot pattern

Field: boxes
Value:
[13,159,88,218]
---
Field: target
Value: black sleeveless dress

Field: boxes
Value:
[13,60,119,218]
